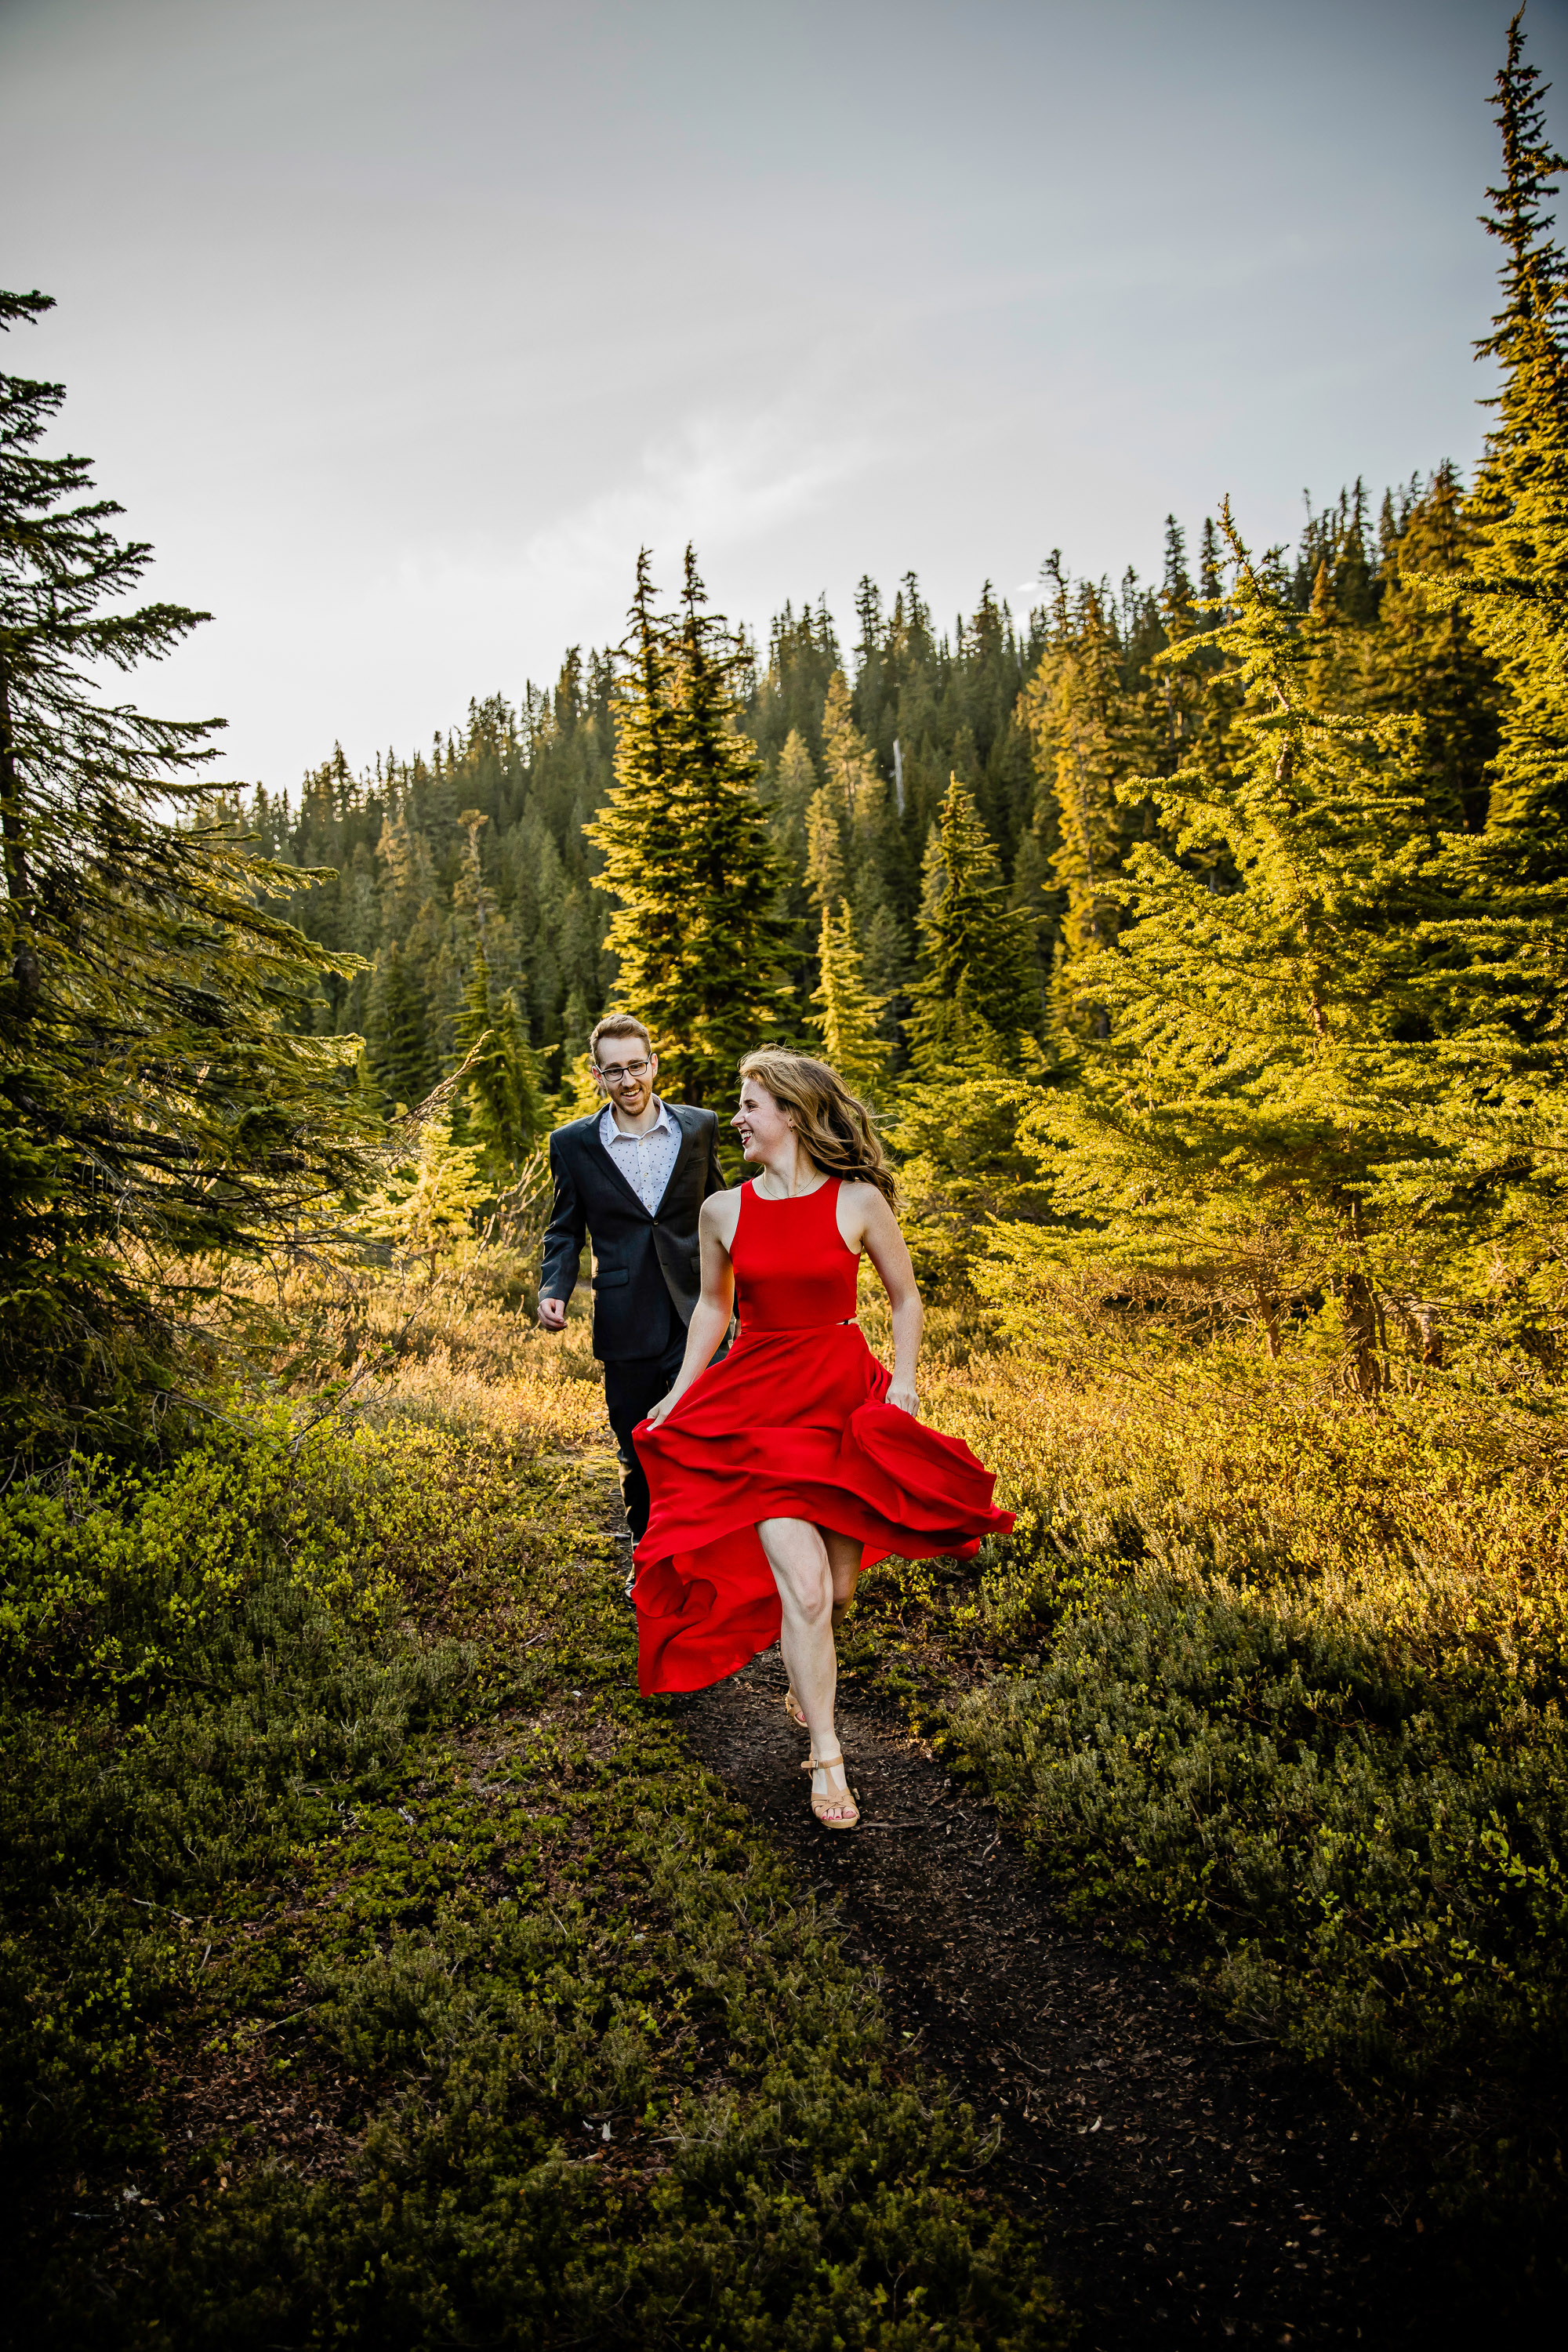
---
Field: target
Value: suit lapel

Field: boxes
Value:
[584,1114,654,1220]
[656,1105,702,1210]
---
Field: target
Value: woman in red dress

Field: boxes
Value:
[634,1049,1014,1831]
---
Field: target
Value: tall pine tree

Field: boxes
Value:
[1018,572,1149,1033]
[367,937,436,1112]
[0,289,369,1448]
[588,549,792,1105]
[585,551,684,1036]
[810,899,891,1101]
[908,776,1039,1068]
[452,948,542,1171]
[1363,466,1500,833]
[1451,9,1568,892]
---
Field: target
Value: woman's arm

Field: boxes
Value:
[641,1194,737,1428]
[848,1186,924,1416]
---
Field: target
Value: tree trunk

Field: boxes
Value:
[1341,1269,1383,1397]
[1416,1305,1443,1367]
[1253,1275,1281,1362]
[0,656,38,1015]
[1397,1299,1443,1367]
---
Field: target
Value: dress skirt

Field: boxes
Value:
[631,1318,1014,1694]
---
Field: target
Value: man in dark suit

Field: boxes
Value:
[538,1012,728,1543]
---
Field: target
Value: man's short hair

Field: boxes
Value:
[589,1012,653,1065]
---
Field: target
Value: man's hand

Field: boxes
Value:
[537,1294,568,1331]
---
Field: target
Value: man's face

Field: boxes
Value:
[594,1036,656,1119]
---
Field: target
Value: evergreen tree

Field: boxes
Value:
[1451,9,1568,892]
[585,550,685,1035]
[859,902,911,1041]
[804,670,898,956]
[1023,580,1126,961]
[1292,482,1378,622]
[1018,573,1153,1031]
[907,777,1039,1068]
[367,937,435,1113]
[1362,465,1500,833]
[810,898,891,1101]
[989,507,1564,1391]
[0,289,369,1446]
[748,597,841,768]
[1161,515,1196,622]
[452,947,542,1171]
[1149,517,1211,796]
[804,772,848,909]
[760,724,818,1012]
[884,1059,1050,1287]
[363,1111,492,1283]
[892,769,1051,1285]
[587,548,793,1104]
[765,726,817,880]
[453,804,491,933]
[851,575,887,747]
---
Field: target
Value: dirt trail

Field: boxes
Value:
[677,1649,1434,2352]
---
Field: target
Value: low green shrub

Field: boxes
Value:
[850,1364,1568,2083]
[1,1414,1065,2350]
[942,1566,1568,2077]
[847,1356,1568,2296]
[122,1750,1055,2351]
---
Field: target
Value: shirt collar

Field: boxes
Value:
[601,1094,674,1142]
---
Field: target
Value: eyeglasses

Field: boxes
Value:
[598,1057,651,1083]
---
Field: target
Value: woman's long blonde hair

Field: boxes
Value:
[738,1048,899,1207]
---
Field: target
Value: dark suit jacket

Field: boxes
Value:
[539,1101,728,1362]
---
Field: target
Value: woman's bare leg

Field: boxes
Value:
[757,1515,853,1818]
[780,1530,862,1708]
[825,1529,861,1630]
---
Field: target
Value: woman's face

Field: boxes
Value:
[732,1078,793,1162]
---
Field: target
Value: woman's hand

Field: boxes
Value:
[643,1388,681,1431]
[887,1377,919,1417]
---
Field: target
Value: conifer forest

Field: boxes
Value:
[4,18,1568,2351]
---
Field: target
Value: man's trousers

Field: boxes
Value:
[603,1338,689,1544]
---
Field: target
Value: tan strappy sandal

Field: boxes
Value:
[802,1750,860,1831]
[783,1688,809,1731]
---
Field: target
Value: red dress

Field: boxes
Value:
[631,1177,1015,1694]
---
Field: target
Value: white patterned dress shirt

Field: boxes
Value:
[599,1097,680,1215]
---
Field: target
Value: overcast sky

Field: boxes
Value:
[3,0,1563,796]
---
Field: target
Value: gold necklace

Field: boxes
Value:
[757,1165,822,1200]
